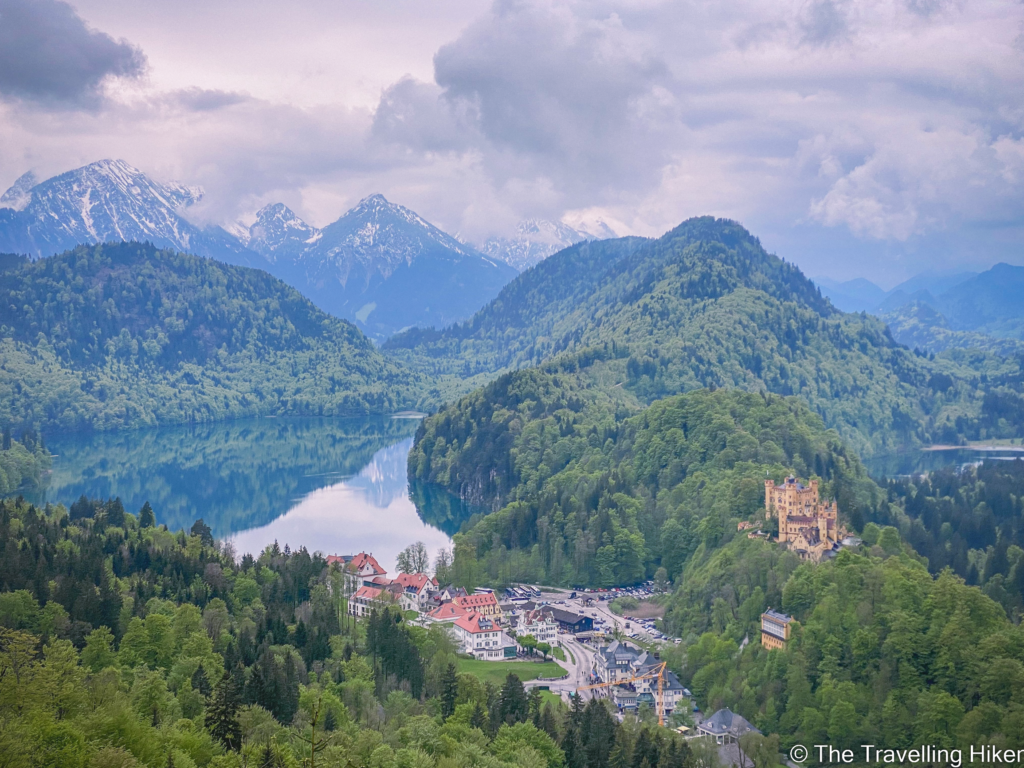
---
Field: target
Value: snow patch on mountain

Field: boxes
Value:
[480,218,616,271]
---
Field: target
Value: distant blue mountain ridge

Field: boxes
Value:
[815,265,1024,352]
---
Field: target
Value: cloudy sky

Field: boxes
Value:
[0,0,1022,285]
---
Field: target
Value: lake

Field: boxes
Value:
[30,416,477,574]
[863,446,1024,478]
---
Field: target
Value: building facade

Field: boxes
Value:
[453,612,517,660]
[760,609,793,651]
[765,476,842,561]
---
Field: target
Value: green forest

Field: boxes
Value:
[411,381,880,589]
[0,428,50,495]
[0,243,434,431]
[0,495,697,768]
[389,218,1024,457]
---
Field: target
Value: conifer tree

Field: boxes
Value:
[205,672,242,750]
[498,672,529,727]
[191,664,211,697]
[139,501,155,528]
[440,661,458,720]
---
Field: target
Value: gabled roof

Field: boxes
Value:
[328,552,386,575]
[455,593,499,609]
[700,708,759,736]
[455,611,497,634]
[542,607,588,624]
[393,573,437,593]
[428,603,469,621]
[352,585,384,601]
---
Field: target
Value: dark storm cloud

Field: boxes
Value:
[0,0,145,106]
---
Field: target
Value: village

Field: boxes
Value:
[322,473,850,759]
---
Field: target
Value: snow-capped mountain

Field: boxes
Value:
[0,159,517,340]
[480,218,616,271]
[246,202,322,262]
[249,194,518,340]
[0,159,266,268]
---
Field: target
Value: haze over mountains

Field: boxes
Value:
[479,218,618,271]
[240,194,517,340]
[0,160,518,340]
[817,266,1024,352]
[0,159,262,268]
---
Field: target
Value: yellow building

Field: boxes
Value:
[760,609,793,650]
[765,475,841,561]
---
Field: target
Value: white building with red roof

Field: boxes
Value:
[327,552,387,589]
[393,572,439,611]
[453,611,518,660]
[426,602,470,624]
[349,585,391,617]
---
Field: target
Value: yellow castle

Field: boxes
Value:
[765,475,842,562]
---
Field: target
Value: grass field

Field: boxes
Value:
[457,658,565,687]
[552,647,566,661]
[539,690,565,708]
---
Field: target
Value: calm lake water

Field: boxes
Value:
[863,447,1024,478]
[31,416,476,574]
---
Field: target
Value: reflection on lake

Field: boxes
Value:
[33,417,476,573]
[228,439,452,575]
[864,447,1024,478]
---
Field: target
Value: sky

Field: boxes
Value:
[0,0,1022,286]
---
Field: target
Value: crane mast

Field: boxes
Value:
[576,661,669,727]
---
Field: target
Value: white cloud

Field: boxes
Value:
[1,0,1022,281]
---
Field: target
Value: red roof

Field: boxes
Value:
[455,593,498,610]
[353,585,384,601]
[429,603,469,621]
[393,573,437,593]
[455,611,498,634]
[327,553,386,575]
[370,576,392,585]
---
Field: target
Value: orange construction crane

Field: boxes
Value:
[576,661,669,726]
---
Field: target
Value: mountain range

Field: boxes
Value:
[816,266,1024,351]
[479,218,617,271]
[238,195,518,340]
[0,159,263,268]
[387,217,1003,456]
[0,160,519,340]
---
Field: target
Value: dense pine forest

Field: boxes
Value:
[0,243,433,431]
[0,495,702,768]
[0,429,50,495]
[410,378,880,587]
[390,218,1024,457]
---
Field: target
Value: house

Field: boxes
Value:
[452,611,518,660]
[760,609,793,651]
[426,602,470,624]
[349,585,391,617]
[508,609,559,646]
[593,641,686,719]
[393,572,439,611]
[541,607,592,634]
[697,708,760,744]
[327,552,387,588]
[454,591,503,621]
[435,585,469,603]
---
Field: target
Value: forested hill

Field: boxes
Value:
[0,242,431,431]
[388,217,978,456]
[412,383,882,587]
